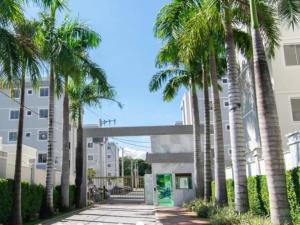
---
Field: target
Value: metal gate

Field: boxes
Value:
[90,176,145,202]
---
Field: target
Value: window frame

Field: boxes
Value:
[283,44,300,66]
[290,97,300,122]
[25,132,31,138]
[87,142,94,149]
[38,108,49,119]
[8,131,17,142]
[39,87,49,97]
[27,89,33,95]
[12,89,20,99]
[88,155,94,161]
[222,78,228,84]
[38,153,47,163]
[9,109,19,120]
[175,173,193,190]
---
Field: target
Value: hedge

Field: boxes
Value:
[212,167,300,224]
[0,179,76,225]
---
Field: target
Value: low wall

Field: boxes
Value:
[0,159,75,186]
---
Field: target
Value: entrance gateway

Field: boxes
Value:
[81,125,193,205]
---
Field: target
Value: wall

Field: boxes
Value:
[151,162,195,206]
[151,134,193,154]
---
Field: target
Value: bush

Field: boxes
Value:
[0,179,76,225]
[210,207,242,225]
[212,166,300,224]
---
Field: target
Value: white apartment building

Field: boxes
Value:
[181,23,300,176]
[85,124,120,177]
[0,79,77,172]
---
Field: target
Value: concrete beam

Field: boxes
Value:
[83,125,194,137]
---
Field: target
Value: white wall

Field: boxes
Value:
[151,134,193,154]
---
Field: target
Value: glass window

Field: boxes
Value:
[26,110,32,116]
[40,87,49,97]
[38,131,48,140]
[12,89,20,98]
[284,44,300,66]
[8,132,17,142]
[10,110,19,120]
[222,78,228,84]
[107,163,111,168]
[27,89,33,95]
[38,154,47,163]
[88,143,93,148]
[39,109,48,119]
[175,173,192,189]
[25,132,31,138]
[226,125,230,131]
[291,98,300,121]
[224,101,229,107]
[88,155,93,160]
[108,172,112,177]
[107,155,111,159]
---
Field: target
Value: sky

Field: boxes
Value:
[25,0,186,157]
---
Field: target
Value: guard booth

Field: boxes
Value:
[81,125,193,206]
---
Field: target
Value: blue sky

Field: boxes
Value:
[25,0,186,155]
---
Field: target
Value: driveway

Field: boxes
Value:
[49,204,209,225]
[51,204,159,225]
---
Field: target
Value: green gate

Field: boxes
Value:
[156,174,173,206]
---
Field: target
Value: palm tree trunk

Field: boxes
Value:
[60,77,70,210]
[10,67,26,225]
[191,81,204,198]
[249,1,291,223]
[203,72,212,202]
[223,5,249,212]
[75,107,83,208]
[209,49,228,206]
[45,62,55,215]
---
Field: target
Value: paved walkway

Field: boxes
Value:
[50,204,210,225]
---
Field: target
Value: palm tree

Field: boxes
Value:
[0,20,41,225]
[55,18,101,210]
[68,75,119,208]
[35,0,67,215]
[154,0,206,198]
[247,0,300,223]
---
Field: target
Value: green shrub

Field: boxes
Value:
[210,207,241,225]
[0,179,76,225]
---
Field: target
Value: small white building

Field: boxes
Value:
[145,134,196,206]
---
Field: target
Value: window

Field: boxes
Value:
[88,155,93,161]
[209,101,213,110]
[107,146,111,150]
[107,172,112,177]
[27,89,33,95]
[88,142,93,148]
[25,132,31,138]
[210,124,214,134]
[39,109,48,119]
[222,78,228,84]
[107,155,111,159]
[228,149,232,156]
[38,131,48,141]
[26,110,32,116]
[283,44,300,66]
[107,163,111,168]
[224,101,229,107]
[38,154,47,163]
[12,89,20,98]
[8,132,17,142]
[40,87,49,97]
[226,124,230,131]
[175,174,192,189]
[291,98,300,121]
[10,110,19,120]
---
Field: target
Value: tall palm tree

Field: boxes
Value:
[35,0,67,216]
[154,1,206,198]
[247,0,300,223]
[68,75,119,208]
[0,20,41,225]
[54,18,101,210]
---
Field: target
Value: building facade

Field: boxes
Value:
[180,23,300,176]
[0,79,77,171]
